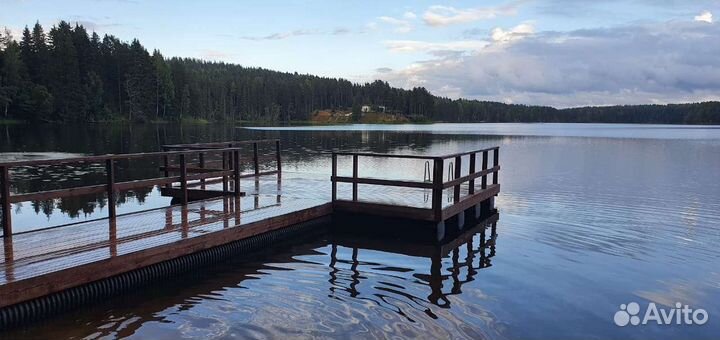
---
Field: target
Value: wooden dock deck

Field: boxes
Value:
[0,141,500,325]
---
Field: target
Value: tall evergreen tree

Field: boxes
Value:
[124,39,154,121]
[152,50,174,119]
[48,21,86,120]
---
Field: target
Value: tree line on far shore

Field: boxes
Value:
[0,21,717,124]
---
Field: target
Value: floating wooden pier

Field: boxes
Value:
[0,141,500,327]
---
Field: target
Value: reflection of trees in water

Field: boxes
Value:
[15,188,152,219]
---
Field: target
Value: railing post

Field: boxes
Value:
[481,151,488,189]
[432,158,444,221]
[162,147,170,188]
[469,153,476,194]
[453,156,462,203]
[222,151,229,193]
[1,166,11,237]
[233,149,241,196]
[352,154,358,201]
[227,143,233,170]
[331,153,337,202]
[198,151,205,188]
[253,142,260,176]
[275,140,282,180]
[493,148,500,185]
[106,159,116,218]
[179,154,188,205]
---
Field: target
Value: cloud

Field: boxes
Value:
[200,49,234,61]
[423,2,522,27]
[378,15,414,33]
[403,11,417,19]
[378,21,720,107]
[491,23,534,42]
[332,27,351,35]
[241,29,320,41]
[694,11,713,23]
[375,67,393,73]
[383,40,489,54]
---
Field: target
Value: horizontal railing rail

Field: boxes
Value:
[330,146,500,221]
[0,147,248,237]
[162,139,280,150]
[162,139,282,180]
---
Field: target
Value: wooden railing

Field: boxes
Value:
[163,139,281,179]
[0,147,247,237]
[331,147,500,221]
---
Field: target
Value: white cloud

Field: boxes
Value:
[241,27,353,40]
[491,23,534,42]
[423,2,522,27]
[403,11,417,19]
[378,21,720,107]
[200,49,233,61]
[383,40,489,53]
[694,11,713,23]
[378,15,413,33]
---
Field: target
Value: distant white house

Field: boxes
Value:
[378,105,386,113]
[361,105,371,113]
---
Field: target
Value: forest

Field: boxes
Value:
[0,21,718,124]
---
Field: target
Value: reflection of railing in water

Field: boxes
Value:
[329,213,499,310]
[331,147,500,222]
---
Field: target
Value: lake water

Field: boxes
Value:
[1,123,719,339]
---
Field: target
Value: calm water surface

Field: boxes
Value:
[0,123,719,339]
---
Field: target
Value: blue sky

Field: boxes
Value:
[1,0,719,107]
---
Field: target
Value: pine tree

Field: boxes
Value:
[124,39,154,121]
[48,21,86,121]
[152,50,174,120]
[0,33,26,118]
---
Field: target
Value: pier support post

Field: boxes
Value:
[352,154,358,201]
[198,152,205,188]
[253,142,260,176]
[275,140,282,181]
[163,150,170,189]
[179,154,188,205]
[106,159,116,218]
[233,150,241,196]
[431,158,444,221]
[469,153,476,194]
[453,156,461,203]
[331,153,337,202]
[0,166,11,237]
[481,151,488,189]
[493,148,499,185]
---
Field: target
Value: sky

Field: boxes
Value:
[1,0,719,108]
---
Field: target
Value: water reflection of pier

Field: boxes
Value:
[328,213,498,309]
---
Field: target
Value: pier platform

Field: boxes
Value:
[0,140,500,327]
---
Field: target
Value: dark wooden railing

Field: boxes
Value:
[0,147,248,237]
[163,139,281,180]
[331,146,500,222]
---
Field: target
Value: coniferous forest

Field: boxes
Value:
[0,21,718,124]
